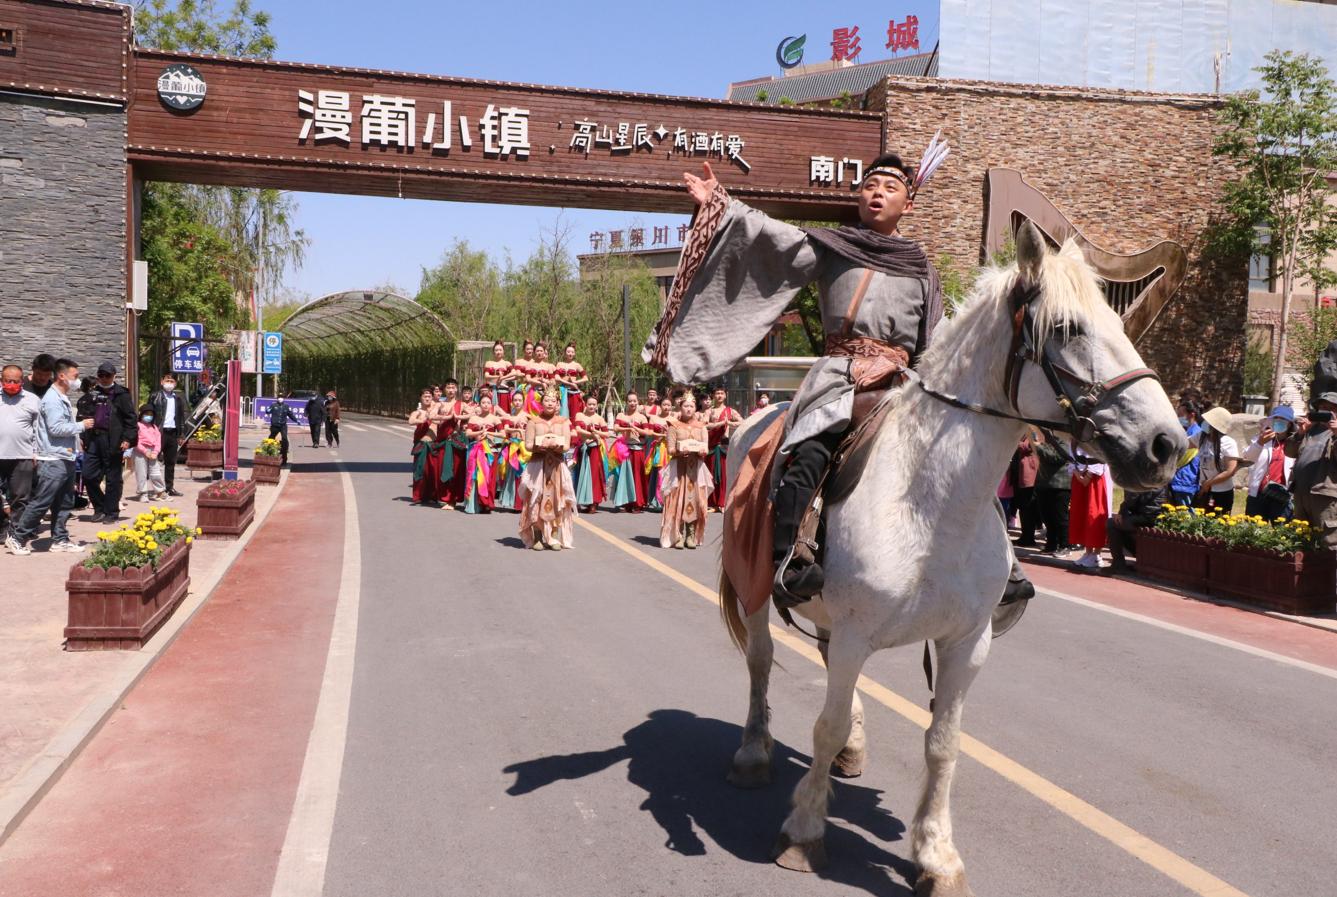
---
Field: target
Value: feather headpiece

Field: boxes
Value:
[910,129,950,198]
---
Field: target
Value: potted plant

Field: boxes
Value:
[196,478,256,538]
[185,424,224,472]
[1205,513,1336,614]
[251,437,283,484]
[1133,504,1220,591]
[65,507,198,650]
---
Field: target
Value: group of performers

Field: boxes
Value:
[408,354,745,551]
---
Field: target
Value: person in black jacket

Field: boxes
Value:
[149,373,188,496]
[1107,485,1171,573]
[268,393,300,465]
[304,392,326,447]
[79,361,138,523]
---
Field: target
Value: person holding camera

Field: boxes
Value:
[1286,394,1337,552]
[1242,406,1296,520]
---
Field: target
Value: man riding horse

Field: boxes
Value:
[643,140,1035,614]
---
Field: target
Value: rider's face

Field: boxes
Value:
[857,173,912,233]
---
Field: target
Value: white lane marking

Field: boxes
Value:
[270,465,363,897]
[342,423,368,433]
[1039,587,1337,681]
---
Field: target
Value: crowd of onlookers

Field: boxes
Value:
[1004,377,1337,576]
[1,354,189,556]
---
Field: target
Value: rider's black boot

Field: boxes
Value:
[773,482,823,609]
[1000,556,1035,605]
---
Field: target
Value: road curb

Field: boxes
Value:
[0,470,292,847]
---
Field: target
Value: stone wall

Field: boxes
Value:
[0,95,126,378]
[868,76,1247,408]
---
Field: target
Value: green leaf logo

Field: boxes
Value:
[777,34,806,69]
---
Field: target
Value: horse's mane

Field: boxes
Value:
[918,238,1112,382]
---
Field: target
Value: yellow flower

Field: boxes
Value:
[195,527,203,535]
[185,536,194,544]
[152,522,166,532]
[145,540,158,551]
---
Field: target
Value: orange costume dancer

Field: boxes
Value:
[408,389,441,505]
[434,379,469,509]
[484,340,514,415]
[660,395,714,549]
[705,386,742,510]
[518,387,576,549]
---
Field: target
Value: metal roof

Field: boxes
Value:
[727,54,938,104]
[281,290,454,356]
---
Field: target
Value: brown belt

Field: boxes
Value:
[823,335,910,366]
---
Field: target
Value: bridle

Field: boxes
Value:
[919,280,1160,442]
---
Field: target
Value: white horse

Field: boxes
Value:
[720,222,1186,897]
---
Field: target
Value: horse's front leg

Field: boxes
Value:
[728,603,775,788]
[912,628,991,897]
[819,627,867,778]
[774,629,868,873]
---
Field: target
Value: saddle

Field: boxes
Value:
[721,386,899,617]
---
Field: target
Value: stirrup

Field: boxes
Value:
[772,542,823,610]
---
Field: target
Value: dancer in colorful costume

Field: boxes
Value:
[555,343,589,419]
[659,393,713,549]
[572,394,609,513]
[408,389,441,505]
[434,378,470,510]
[462,394,506,514]
[484,341,514,414]
[609,392,650,513]
[705,385,742,510]
[518,386,576,550]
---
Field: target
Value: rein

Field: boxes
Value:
[921,280,1159,441]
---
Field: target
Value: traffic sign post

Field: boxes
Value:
[170,322,205,374]
[261,331,283,396]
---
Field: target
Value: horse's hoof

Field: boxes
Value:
[915,873,975,897]
[831,746,865,778]
[726,760,771,789]
[772,833,828,872]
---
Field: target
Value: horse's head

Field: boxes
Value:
[1008,221,1186,490]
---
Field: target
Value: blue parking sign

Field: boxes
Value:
[171,322,205,374]
[261,331,283,375]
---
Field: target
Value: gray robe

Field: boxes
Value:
[645,199,941,452]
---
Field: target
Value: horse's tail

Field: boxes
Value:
[720,570,748,654]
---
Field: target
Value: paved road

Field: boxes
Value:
[2,413,1334,897]
[321,417,1337,897]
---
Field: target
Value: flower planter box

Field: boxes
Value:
[65,540,191,650]
[185,440,224,471]
[196,479,256,539]
[250,454,282,484]
[1207,546,1337,615]
[1134,530,1216,591]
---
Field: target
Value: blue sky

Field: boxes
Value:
[251,0,940,302]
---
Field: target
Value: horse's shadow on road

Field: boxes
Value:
[502,708,916,896]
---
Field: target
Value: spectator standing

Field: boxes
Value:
[324,389,341,447]
[22,353,55,398]
[268,392,299,465]
[1068,447,1111,570]
[1033,433,1073,556]
[1169,396,1204,506]
[132,403,167,501]
[1242,406,1296,520]
[80,361,137,524]
[149,373,186,497]
[1013,432,1041,547]
[304,392,326,448]
[1,364,42,541]
[6,358,94,554]
[1285,387,1337,553]
[1194,406,1240,514]
[1106,484,1171,573]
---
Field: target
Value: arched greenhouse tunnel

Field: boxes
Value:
[280,290,454,417]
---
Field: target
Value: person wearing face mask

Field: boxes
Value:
[78,361,138,524]
[323,390,341,447]
[7,358,95,555]
[1168,396,1204,507]
[1,363,43,544]
[132,404,167,501]
[1242,406,1296,520]
[149,373,186,497]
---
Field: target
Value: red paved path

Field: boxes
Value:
[0,471,343,897]
[1025,560,1337,671]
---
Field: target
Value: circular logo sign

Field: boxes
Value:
[157,64,207,111]
[264,334,281,349]
[776,35,806,70]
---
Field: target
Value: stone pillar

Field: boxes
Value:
[0,94,127,380]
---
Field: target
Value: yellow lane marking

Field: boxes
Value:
[574,517,1251,897]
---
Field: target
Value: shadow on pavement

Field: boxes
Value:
[502,708,915,895]
[630,535,661,547]
[494,536,526,549]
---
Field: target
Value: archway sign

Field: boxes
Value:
[128,49,882,219]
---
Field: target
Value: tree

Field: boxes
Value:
[1213,50,1337,407]
[417,240,503,339]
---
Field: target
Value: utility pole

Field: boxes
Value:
[621,284,631,396]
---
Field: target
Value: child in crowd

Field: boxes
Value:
[133,403,167,501]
